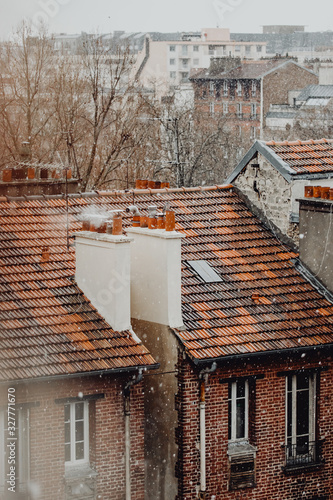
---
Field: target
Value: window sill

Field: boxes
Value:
[64,464,98,481]
[227,441,257,458]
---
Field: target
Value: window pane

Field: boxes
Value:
[64,404,70,422]
[75,402,84,421]
[75,421,84,442]
[76,441,84,461]
[237,380,245,398]
[297,389,309,436]
[65,443,71,462]
[297,373,309,390]
[296,435,309,455]
[287,391,292,438]
[236,399,245,439]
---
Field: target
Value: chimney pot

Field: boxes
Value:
[112,213,123,235]
[161,182,170,189]
[320,187,330,199]
[304,186,313,198]
[2,168,12,182]
[140,216,148,228]
[148,180,156,189]
[135,179,142,189]
[155,181,161,189]
[157,213,165,229]
[165,210,176,231]
[82,220,90,231]
[329,188,333,200]
[27,167,35,180]
[313,186,321,198]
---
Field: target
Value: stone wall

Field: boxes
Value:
[233,153,299,243]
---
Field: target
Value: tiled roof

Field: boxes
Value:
[0,197,156,382]
[190,60,312,81]
[1,185,333,374]
[227,139,333,184]
[265,139,333,175]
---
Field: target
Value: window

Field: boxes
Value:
[169,58,175,65]
[251,103,256,119]
[228,380,249,442]
[193,58,199,66]
[236,81,242,96]
[193,45,199,52]
[235,45,241,53]
[0,407,29,494]
[181,45,188,56]
[170,71,176,79]
[208,45,216,55]
[209,81,215,96]
[223,102,229,115]
[256,45,262,53]
[252,81,257,97]
[251,126,257,139]
[285,373,316,466]
[223,80,228,96]
[180,72,189,82]
[65,401,89,466]
[169,45,176,52]
[182,59,189,68]
[237,102,243,118]
[245,45,251,54]
[187,260,222,283]
[210,102,215,116]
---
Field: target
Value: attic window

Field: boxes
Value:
[187,260,222,283]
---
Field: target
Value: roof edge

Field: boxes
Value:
[0,363,160,386]
[190,343,333,368]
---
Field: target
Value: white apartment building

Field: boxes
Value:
[134,28,267,94]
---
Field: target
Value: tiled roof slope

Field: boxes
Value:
[227,139,333,184]
[1,185,333,375]
[0,197,156,382]
[265,138,333,175]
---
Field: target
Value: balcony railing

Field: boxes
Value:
[284,441,323,470]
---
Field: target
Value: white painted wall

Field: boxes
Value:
[75,232,132,332]
[127,227,184,328]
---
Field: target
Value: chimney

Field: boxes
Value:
[75,219,132,332]
[298,186,333,293]
[126,214,184,328]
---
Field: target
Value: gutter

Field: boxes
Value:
[198,362,217,498]
[0,363,159,386]
[191,343,333,368]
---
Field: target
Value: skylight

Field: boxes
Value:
[187,260,222,283]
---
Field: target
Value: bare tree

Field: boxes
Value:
[0,22,58,167]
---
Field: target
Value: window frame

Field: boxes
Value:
[285,372,316,465]
[228,379,249,442]
[64,401,89,467]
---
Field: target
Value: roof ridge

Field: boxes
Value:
[0,184,233,203]
[265,138,333,147]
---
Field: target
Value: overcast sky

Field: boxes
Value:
[0,0,332,39]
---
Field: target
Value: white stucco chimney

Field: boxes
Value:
[75,231,132,332]
[126,226,184,328]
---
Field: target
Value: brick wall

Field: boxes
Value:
[176,350,333,500]
[0,373,145,500]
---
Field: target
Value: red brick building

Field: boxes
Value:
[0,194,157,500]
[190,59,318,141]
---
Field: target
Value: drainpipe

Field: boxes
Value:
[260,76,264,140]
[124,368,143,500]
[198,362,217,498]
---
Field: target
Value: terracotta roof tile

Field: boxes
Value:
[265,138,333,175]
